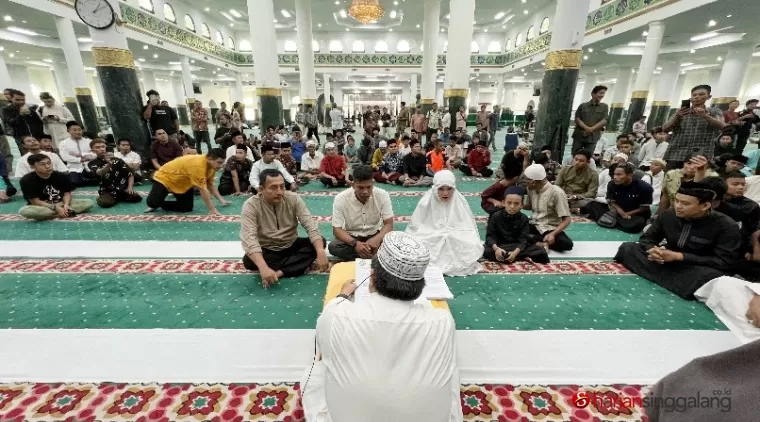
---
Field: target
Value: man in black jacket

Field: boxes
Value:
[401,140,432,187]
[1,89,44,156]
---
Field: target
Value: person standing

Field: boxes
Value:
[571,85,609,155]
[477,104,489,130]
[142,90,179,141]
[2,89,44,156]
[411,107,427,138]
[488,106,500,151]
[303,104,320,143]
[425,103,442,146]
[214,102,229,123]
[381,107,392,138]
[524,105,535,131]
[734,99,760,154]
[397,101,410,134]
[455,105,467,131]
[38,92,75,146]
[191,100,212,154]
[662,85,726,170]
[295,104,305,129]
[329,103,343,136]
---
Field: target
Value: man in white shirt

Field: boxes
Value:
[58,121,97,186]
[114,138,143,181]
[329,103,343,135]
[14,135,68,177]
[329,165,394,261]
[225,131,255,162]
[425,103,442,146]
[441,108,451,133]
[301,231,463,422]
[301,141,324,182]
[249,144,296,194]
[637,127,669,171]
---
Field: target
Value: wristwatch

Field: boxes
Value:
[337,293,351,301]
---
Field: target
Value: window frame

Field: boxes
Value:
[184,14,196,32]
[539,17,550,35]
[375,40,388,53]
[396,40,410,53]
[201,23,211,39]
[163,3,176,23]
[138,0,154,13]
[352,40,365,53]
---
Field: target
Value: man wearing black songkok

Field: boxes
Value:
[614,181,742,299]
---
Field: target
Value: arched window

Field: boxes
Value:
[506,38,513,51]
[516,32,525,46]
[375,40,388,53]
[540,17,550,35]
[526,26,535,41]
[442,42,447,53]
[396,40,410,53]
[184,15,195,32]
[312,40,320,52]
[284,40,298,52]
[352,40,365,53]
[470,41,479,53]
[227,37,235,50]
[139,0,154,13]
[216,31,224,45]
[239,39,252,52]
[487,41,501,53]
[201,23,210,39]
[163,4,176,23]
[329,40,343,52]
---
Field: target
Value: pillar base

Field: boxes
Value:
[74,88,100,137]
[63,97,82,124]
[257,88,284,131]
[443,91,467,132]
[93,47,151,164]
[623,91,648,133]
[647,101,671,129]
[534,65,580,159]
[420,99,434,116]
[711,97,736,111]
[607,104,625,133]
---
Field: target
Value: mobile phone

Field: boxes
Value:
[680,99,691,109]
[47,115,55,118]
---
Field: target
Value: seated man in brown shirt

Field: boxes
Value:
[555,149,599,212]
[240,169,329,287]
[150,128,183,170]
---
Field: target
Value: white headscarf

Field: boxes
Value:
[405,170,483,276]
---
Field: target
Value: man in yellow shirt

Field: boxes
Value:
[145,149,230,214]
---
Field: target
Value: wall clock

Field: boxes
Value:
[75,0,116,30]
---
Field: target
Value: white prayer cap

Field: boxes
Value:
[524,163,547,181]
[377,231,430,281]
[325,142,336,149]
[306,140,317,147]
[433,170,457,189]
[379,141,388,148]
[518,142,529,150]
[614,153,629,162]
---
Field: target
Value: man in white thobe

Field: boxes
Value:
[301,231,463,422]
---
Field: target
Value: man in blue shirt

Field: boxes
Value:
[290,125,307,171]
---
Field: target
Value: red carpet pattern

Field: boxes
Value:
[0,382,650,422]
[0,259,630,275]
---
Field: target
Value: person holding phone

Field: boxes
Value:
[735,99,760,155]
[662,85,726,171]
[38,92,75,146]
[141,90,180,142]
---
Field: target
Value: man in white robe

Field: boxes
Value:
[405,170,483,276]
[301,231,463,422]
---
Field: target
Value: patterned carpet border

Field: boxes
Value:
[0,382,650,422]
[0,259,629,275]
[0,214,593,223]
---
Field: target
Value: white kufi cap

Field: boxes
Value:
[376,231,430,281]
[524,163,547,180]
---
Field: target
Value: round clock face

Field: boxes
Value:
[75,0,115,30]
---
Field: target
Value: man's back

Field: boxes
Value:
[316,295,460,422]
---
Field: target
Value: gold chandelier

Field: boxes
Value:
[347,0,385,24]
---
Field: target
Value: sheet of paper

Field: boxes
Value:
[421,266,454,300]
[353,259,373,302]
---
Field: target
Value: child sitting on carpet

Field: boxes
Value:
[483,186,550,264]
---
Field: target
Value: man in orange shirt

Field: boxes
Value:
[145,148,230,214]
[426,139,450,176]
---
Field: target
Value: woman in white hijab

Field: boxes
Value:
[406,170,483,276]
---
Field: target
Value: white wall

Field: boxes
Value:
[26,68,59,100]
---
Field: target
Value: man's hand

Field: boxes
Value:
[543,233,556,246]
[493,247,507,262]
[80,157,89,163]
[219,199,231,207]
[659,248,683,263]
[56,205,70,218]
[0,191,9,203]
[676,107,691,117]
[259,266,279,288]
[689,155,709,171]
[315,250,329,272]
[692,107,707,118]
[746,295,760,328]
[473,172,482,177]
[290,183,298,192]
[354,241,373,259]
[507,250,520,263]
[620,211,632,219]
[127,188,137,196]
[232,191,243,197]
[340,279,358,296]
[403,177,412,187]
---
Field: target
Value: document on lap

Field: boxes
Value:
[353,259,453,304]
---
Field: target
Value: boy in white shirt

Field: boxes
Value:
[58,121,97,186]
[114,138,143,182]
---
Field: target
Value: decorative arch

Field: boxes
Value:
[329,40,343,52]
[516,32,525,46]
[397,40,410,53]
[540,17,550,34]
[284,40,298,52]
[201,23,211,38]
[184,15,195,32]
[239,39,252,52]
[487,41,501,53]
[163,4,176,23]
[216,31,224,45]
[312,40,320,52]
[526,26,535,41]
[506,38,513,51]
[470,41,479,53]
[375,40,388,53]
[352,40,365,53]
[138,0,154,13]
[227,37,235,50]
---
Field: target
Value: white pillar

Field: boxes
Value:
[496,74,505,107]
[421,0,441,103]
[610,69,632,105]
[470,83,480,108]
[55,18,89,91]
[653,60,680,102]
[443,0,475,92]
[670,73,687,107]
[142,70,158,92]
[172,77,185,106]
[584,75,598,94]
[53,67,74,99]
[89,70,107,106]
[410,74,418,104]
[295,0,317,104]
[234,72,245,101]
[632,21,665,94]
[706,68,721,90]
[180,57,194,101]
[247,0,282,127]
[0,54,12,93]
[714,43,755,102]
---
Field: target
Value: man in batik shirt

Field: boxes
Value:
[86,138,142,208]
[218,144,253,196]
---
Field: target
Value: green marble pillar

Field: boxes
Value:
[257,88,284,130]
[98,106,109,125]
[607,103,625,133]
[92,47,151,164]
[284,110,292,126]
[622,91,648,134]
[443,90,467,133]
[668,108,677,120]
[324,104,332,129]
[210,107,219,123]
[647,101,671,129]
[63,97,82,123]
[74,88,100,136]
[420,99,434,116]
[534,50,582,161]
[711,97,736,112]
[176,99,191,126]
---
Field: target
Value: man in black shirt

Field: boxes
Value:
[401,140,432,187]
[214,113,235,150]
[142,90,179,140]
[735,99,760,154]
[1,89,44,156]
[582,162,653,233]
[19,153,93,221]
[86,138,142,208]
[614,181,742,299]
[500,142,530,179]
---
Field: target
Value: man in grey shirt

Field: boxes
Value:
[571,85,609,155]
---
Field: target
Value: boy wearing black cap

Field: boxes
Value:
[483,186,550,264]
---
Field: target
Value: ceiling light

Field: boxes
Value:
[191,59,195,63]
[280,9,291,18]
[642,31,648,36]
[587,48,593,52]
[8,53,14,58]
[169,61,180,64]
[138,58,146,62]
[273,19,278,22]
[346,28,349,31]
[43,58,53,63]
[318,23,322,27]
[229,23,234,27]
[334,0,339,4]
[204,7,210,11]
[77,37,92,42]
[445,13,450,19]
[389,28,392,32]
[229,9,242,18]
[753,52,760,57]
[656,66,662,70]
[416,24,420,28]
[394,0,398,4]
[502,25,506,28]
[521,0,526,3]
[627,41,646,47]
[339,9,347,18]
[390,10,397,18]
[680,62,694,67]
[523,10,528,14]
[690,48,696,53]
[726,14,732,18]
[494,11,505,20]
[707,20,716,27]
[143,45,149,50]
[7,27,46,37]
[593,69,596,73]
[2,15,12,22]
[583,55,588,60]
[0,47,3,51]
[541,62,545,65]
[441,28,444,32]
[484,29,488,32]
[690,32,718,42]
[717,56,722,61]
[152,54,158,58]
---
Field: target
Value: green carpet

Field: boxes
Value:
[0,273,725,330]
[0,220,637,242]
